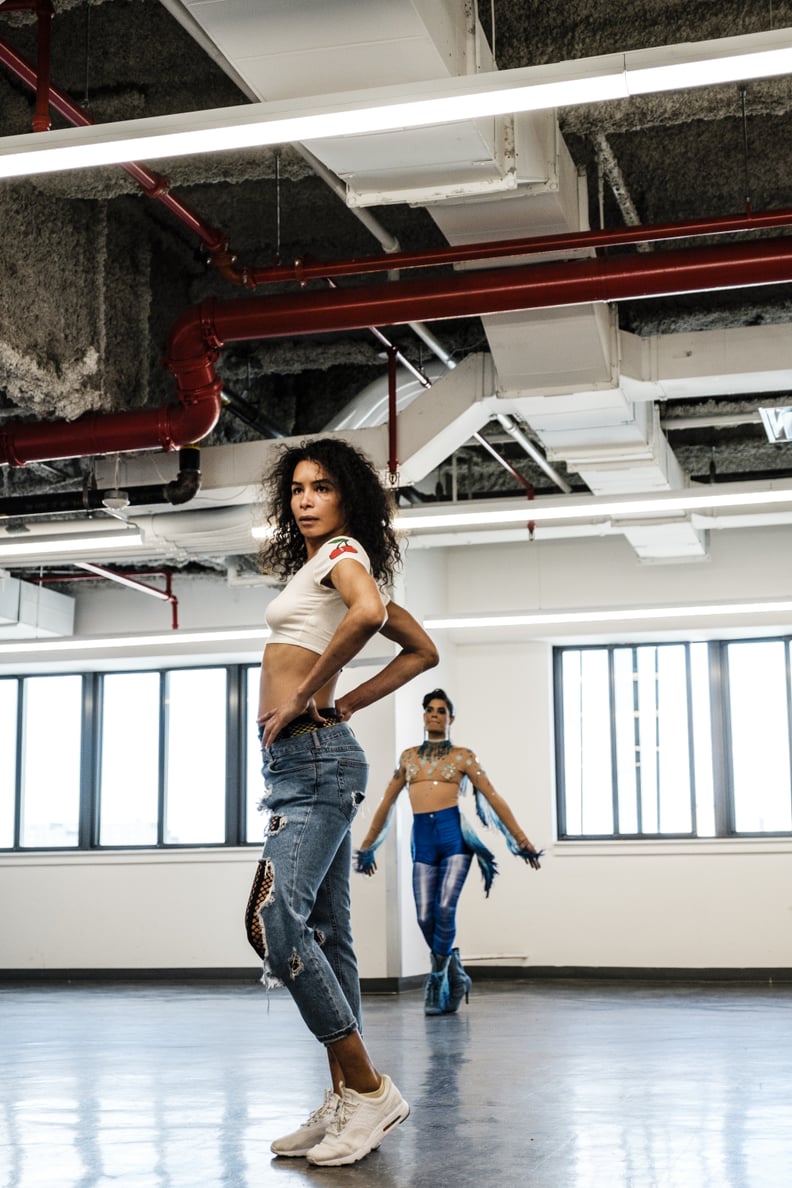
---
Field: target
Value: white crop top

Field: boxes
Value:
[265,536,379,655]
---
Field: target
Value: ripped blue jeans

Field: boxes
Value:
[257,723,367,1045]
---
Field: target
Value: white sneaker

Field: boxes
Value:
[270,1088,340,1157]
[306,1075,409,1167]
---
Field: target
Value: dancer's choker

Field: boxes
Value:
[417,738,452,760]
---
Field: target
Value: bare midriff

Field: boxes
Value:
[407,779,460,815]
[258,642,339,721]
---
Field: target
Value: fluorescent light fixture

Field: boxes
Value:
[627,42,792,93]
[425,599,792,630]
[395,482,792,530]
[758,407,792,443]
[0,29,790,178]
[0,626,270,656]
[0,527,144,559]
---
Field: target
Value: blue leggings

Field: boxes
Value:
[411,806,473,957]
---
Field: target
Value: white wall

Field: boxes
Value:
[2,526,792,976]
[447,640,792,972]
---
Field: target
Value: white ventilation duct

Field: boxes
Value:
[323,360,447,431]
[171,0,691,558]
[0,574,75,638]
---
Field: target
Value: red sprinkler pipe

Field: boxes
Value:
[32,568,179,629]
[164,229,792,430]
[387,345,399,483]
[165,232,792,399]
[0,33,227,251]
[5,233,792,468]
[0,386,222,466]
[246,206,792,286]
[473,431,535,533]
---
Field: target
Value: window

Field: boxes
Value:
[556,638,792,839]
[99,672,161,846]
[1,663,260,852]
[727,641,792,833]
[164,668,227,844]
[20,675,82,847]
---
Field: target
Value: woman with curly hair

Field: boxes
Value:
[248,437,438,1167]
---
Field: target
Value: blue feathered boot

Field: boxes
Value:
[423,952,451,1015]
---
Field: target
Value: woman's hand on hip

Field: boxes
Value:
[334,696,353,722]
[259,694,324,747]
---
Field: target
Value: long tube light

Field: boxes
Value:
[0,626,270,656]
[394,482,792,531]
[249,482,792,540]
[0,605,785,654]
[426,600,792,630]
[0,527,145,559]
[0,29,791,178]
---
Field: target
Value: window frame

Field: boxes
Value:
[0,662,260,853]
[554,637,792,842]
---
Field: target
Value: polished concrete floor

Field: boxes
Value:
[1,977,791,1187]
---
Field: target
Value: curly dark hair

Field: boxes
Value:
[422,688,454,716]
[258,437,401,585]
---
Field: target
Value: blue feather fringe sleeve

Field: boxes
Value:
[354,811,393,874]
[473,787,544,863]
[459,813,498,897]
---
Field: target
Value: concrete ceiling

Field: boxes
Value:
[2,0,792,580]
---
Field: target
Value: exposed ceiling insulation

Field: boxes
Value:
[1,0,792,587]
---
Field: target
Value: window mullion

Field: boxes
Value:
[225,665,245,845]
[653,646,662,832]
[786,641,792,827]
[708,641,733,836]
[158,671,168,845]
[79,672,100,848]
[13,676,23,848]
[684,644,698,836]
[608,647,621,834]
[629,646,642,835]
[553,648,569,837]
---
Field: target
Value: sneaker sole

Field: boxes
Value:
[272,1136,384,1159]
[306,1102,410,1167]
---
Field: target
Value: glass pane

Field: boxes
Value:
[613,649,639,833]
[559,649,614,835]
[0,679,19,847]
[561,644,703,840]
[614,646,693,835]
[164,669,226,844]
[728,641,792,832]
[640,646,692,834]
[20,675,82,847]
[99,672,161,846]
[246,665,265,843]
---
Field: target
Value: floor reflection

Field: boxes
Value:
[1,979,792,1186]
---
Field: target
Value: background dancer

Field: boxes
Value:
[356,688,541,1015]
